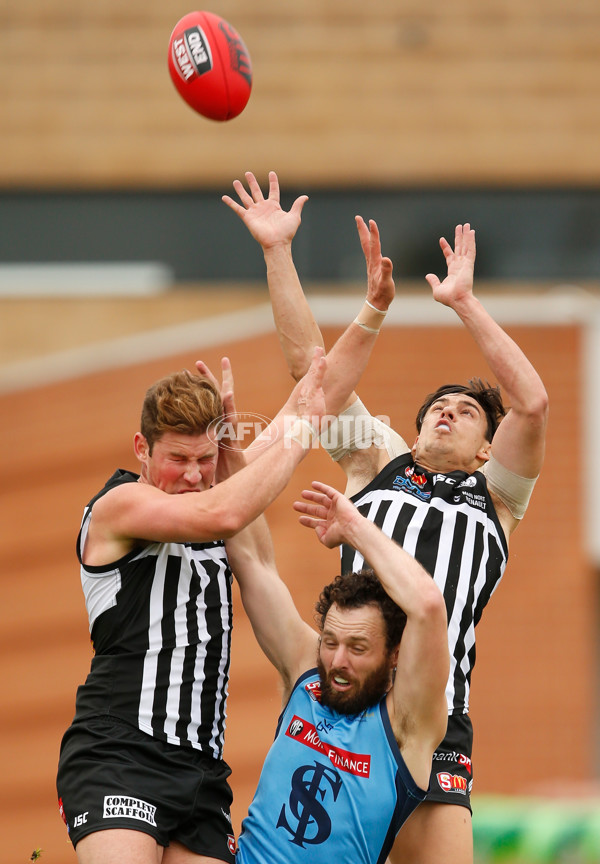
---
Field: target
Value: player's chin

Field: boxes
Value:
[322,683,361,713]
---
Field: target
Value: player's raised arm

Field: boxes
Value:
[426,224,549,483]
[223,171,395,420]
[87,352,328,558]
[295,481,449,787]
[225,515,318,700]
[223,170,320,379]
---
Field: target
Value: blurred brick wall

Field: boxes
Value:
[1,1,599,187]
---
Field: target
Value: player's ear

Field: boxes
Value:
[134,432,150,463]
[477,440,492,463]
[410,436,419,459]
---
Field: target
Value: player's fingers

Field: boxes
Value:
[222,195,246,217]
[290,195,309,219]
[297,514,322,530]
[245,171,265,201]
[368,219,382,257]
[232,178,254,207]
[293,501,328,521]
[310,480,336,497]
[438,237,453,259]
[299,489,329,507]
[355,215,370,257]
[195,360,219,387]
[221,356,234,392]
[268,171,280,202]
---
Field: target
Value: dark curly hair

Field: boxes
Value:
[415,378,506,442]
[315,569,407,653]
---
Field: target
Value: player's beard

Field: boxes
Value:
[317,654,392,715]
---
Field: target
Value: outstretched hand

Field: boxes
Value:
[355,216,395,312]
[294,481,361,548]
[425,223,476,308]
[222,170,308,249]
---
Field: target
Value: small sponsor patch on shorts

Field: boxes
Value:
[436,772,468,795]
[103,795,157,826]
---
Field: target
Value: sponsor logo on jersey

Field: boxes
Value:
[458,752,473,775]
[305,680,322,702]
[285,714,371,777]
[456,476,478,489]
[288,718,304,737]
[436,772,468,794]
[453,489,487,510]
[58,796,69,832]
[103,795,157,825]
[171,27,213,82]
[432,750,472,775]
[392,466,431,500]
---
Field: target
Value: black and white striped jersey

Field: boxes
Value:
[73,470,233,758]
[340,453,508,715]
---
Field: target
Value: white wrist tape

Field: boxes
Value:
[319,397,409,462]
[354,300,387,334]
[481,454,538,520]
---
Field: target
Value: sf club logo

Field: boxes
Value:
[276,761,342,847]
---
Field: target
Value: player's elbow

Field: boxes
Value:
[528,386,549,423]
[426,581,447,618]
[506,384,549,441]
[416,583,448,632]
[287,347,312,382]
[199,500,248,540]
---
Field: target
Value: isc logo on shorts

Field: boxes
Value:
[103,795,157,826]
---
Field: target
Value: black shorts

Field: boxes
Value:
[425,713,474,812]
[56,715,236,861]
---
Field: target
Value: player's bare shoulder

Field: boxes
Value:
[341,445,397,497]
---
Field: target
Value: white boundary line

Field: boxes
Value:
[0,303,275,394]
[0,262,172,296]
[2,288,598,394]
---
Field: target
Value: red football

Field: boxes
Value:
[168,11,252,121]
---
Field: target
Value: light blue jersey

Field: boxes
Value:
[236,669,426,864]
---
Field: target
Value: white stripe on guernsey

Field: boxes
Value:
[82,566,121,631]
[347,494,404,572]
[443,510,476,710]
[398,501,428,558]
[138,554,167,734]
[80,509,122,631]
[431,506,456,596]
[163,557,194,745]
[187,557,211,750]
[208,560,232,757]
